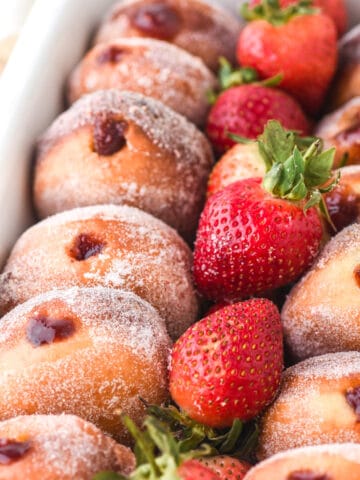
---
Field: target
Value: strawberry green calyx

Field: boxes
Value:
[94,416,215,480]
[146,403,258,460]
[261,121,339,226]
[207,58,283,104]
[241,0,319,26]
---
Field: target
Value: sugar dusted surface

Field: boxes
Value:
[258,352,360,459]
[0,287,171,441]
[282,224,360,360]
[0,205,198,339]
[0,414,134,479]
[68,37,217,125]
[38,89,212,166]
[94,0,241,70]
[249,443,360,476]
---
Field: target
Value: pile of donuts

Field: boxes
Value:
[0,0,359,478]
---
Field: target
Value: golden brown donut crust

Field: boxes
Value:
[245,444,360,480]
[0,288,171,442]
[257,352,360,460]
[0,205,198,339]
[34,90,214,242]
[0,414,135,479]
[67,38,217,126]
[282,223,360,361]
[94,0,241,71]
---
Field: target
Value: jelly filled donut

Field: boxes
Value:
[0,414,135,479]
[244,444,360,480]
[257,352,360,460]
[282,223,360,361]
[67,38,217,126]
[34,90,214,242]
[94,0,241,71]
[316,97,360,168]
[0,287,171,441]
[0,205,198,339]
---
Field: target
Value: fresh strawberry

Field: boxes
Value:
[178,460,220,480]
[194,121,337,301]
[199,456,251,480]
[249,0,347,36]
[207,143,267,197]
[170,299,283,428]
[207,133,316,197]
[238,0,338,116]
[206,84,310,154]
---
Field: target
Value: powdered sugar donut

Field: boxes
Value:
[258,352,360,460]
[0,287,171,441]
[282,223,360,361]
[94,0,241,71]
[0,205,198,339]
[34,90,214,242]
[67,38,217,126]
[0,414,135,479]
[244,444,360,480]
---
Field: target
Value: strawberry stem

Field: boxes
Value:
[260,121,339,226]
[241,0,319,26]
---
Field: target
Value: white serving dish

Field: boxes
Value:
[0,0,359,268]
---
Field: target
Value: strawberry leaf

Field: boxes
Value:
[304,148,336,188]
[93,473,126,480]
[241,0,319,26]
[259,120,295,164]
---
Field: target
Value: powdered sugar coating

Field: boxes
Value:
[0,287,171,442]
[94,0,241,71]
[67,37,217,126]
[0,414,135,479]
[282,224,360,360]
[38,90,211,162]
[0,205,198,339]
[258,352,360,460]
[35,90,213,240]
[245,444,360,479]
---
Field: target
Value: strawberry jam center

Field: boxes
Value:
[287,472,330,480]
[130,4,181,39]
[325,184,358,231]
[97,46,126,64]
[346,386,360,420]
[0,439,31,464]
[27,316,75,347]
[69,234,105,261]
[93,117,127,156]
[354,266,360,288]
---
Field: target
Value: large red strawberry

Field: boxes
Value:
[194,121,337,302]
[199,456,251,480]
[170,299,283,428]
[238,0,338,116]
[207,133,316,197]
[249,0,347,36]
[206,83,310,154]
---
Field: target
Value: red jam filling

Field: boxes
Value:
[346,386,360,420]
[354,266,360,288]
[0,439,31,465]
[69,233,105,261]
[325,184,358,232]
[130,4,181,40]
[27,316,75,347]
[97,46,126,64]
[93,117,128,156]
[287,472,330,480]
